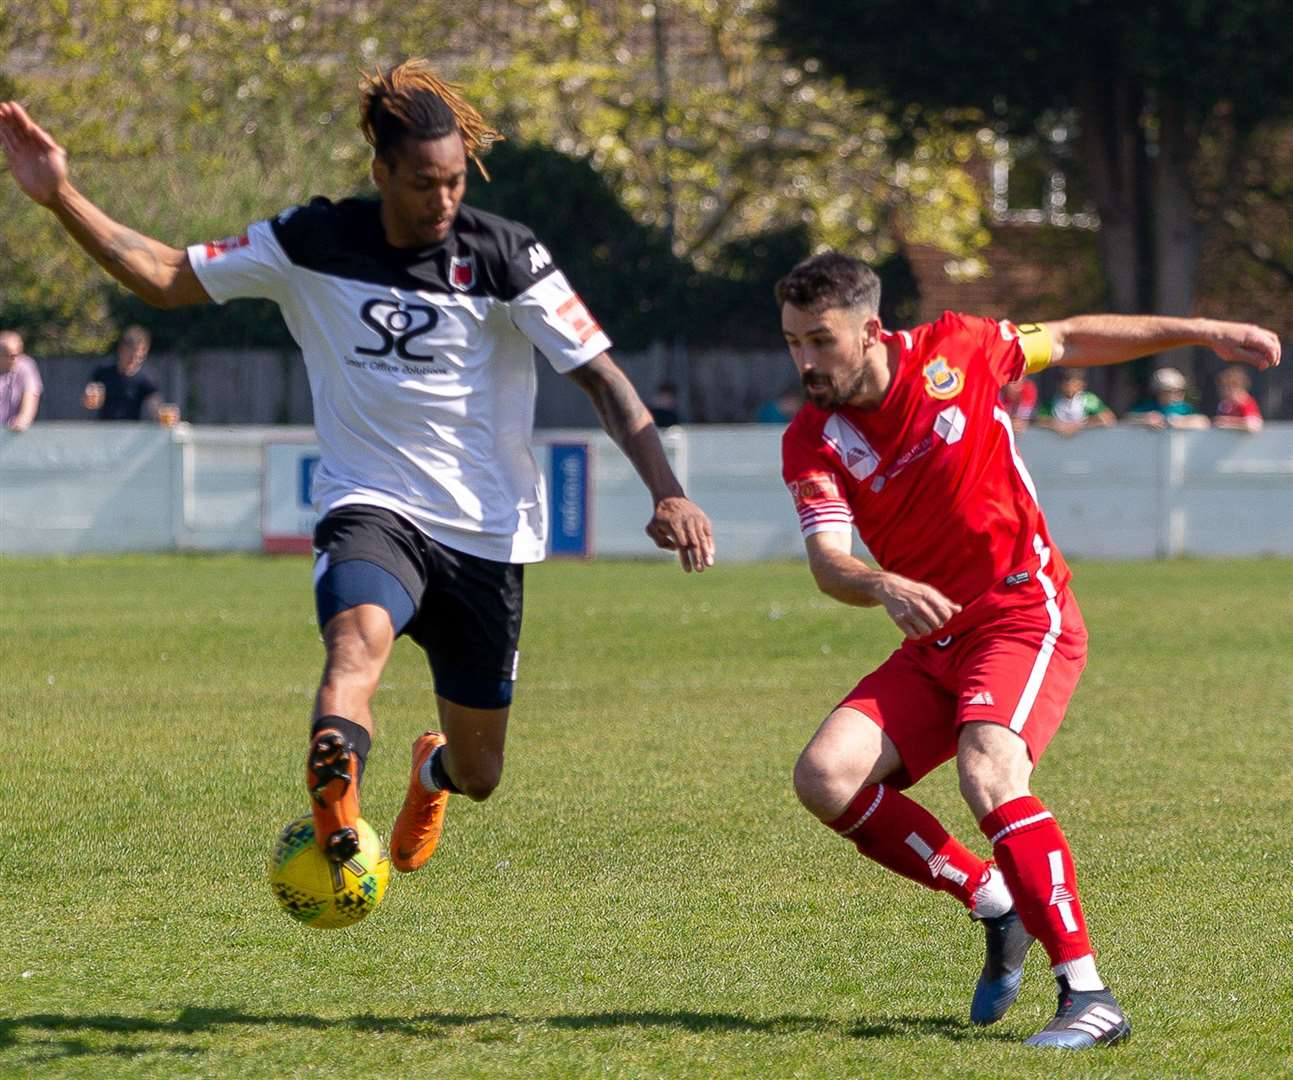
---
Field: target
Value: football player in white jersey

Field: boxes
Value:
[0,61,715,873]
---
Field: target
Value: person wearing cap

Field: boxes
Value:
[1124,366,1210,430]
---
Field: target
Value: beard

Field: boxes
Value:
[802,365,869,410]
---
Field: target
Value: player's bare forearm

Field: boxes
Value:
[567,354,684,502]
[804,531,888,606]
[1049,315,1281,371]
[567,354,715,571]
[805,532,961,637]
[48,182,209,309]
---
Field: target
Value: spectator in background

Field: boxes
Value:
[1213,365,1263,433]
[648,380,681,428]
[1124,366,1209,430]
[1034,369,1114,436]
[83,324,179,424]
[0,329,42,432]
[998,375,1038,432]
[757,382,804,424]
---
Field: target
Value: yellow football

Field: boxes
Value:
[268,816,391,929]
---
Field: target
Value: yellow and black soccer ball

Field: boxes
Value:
[268,816,391,929]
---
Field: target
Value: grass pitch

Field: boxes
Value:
[1,554,1291,1079]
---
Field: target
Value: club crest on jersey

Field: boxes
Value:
[449,255,476,292]
[923,356,964,400]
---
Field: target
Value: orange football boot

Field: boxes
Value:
[306,727,362,862]
[390,731,449,873]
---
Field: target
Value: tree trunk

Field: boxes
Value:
[1078,71,1148,407]
[1151,96,1202,379]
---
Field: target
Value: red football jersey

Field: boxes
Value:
[782,311,1065,638]
[1216,392,1262,421]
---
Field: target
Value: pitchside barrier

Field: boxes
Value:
[1,423,1291,559]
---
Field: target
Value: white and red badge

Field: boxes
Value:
[556,295,602,345]
[204,234,250,260]
[449,255,476,291]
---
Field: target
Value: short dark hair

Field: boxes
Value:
[774,252,881,316]
[120,325,151,350]
[360,59,503,177]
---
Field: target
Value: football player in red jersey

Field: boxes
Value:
[777,252,1280,1049]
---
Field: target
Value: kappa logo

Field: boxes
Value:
[449,254,476,292]
[528,242,553,275]
[933,404,966,445]
[923,356,964,400]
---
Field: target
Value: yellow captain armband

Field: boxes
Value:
[1015,322,1054,375]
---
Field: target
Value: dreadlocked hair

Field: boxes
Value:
[359,59,503,180]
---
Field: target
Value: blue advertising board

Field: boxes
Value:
[548,441,591,557]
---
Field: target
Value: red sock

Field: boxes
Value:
[828,783,990,909]
[979,795,1092,964]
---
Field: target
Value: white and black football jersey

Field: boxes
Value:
[188,198,612,563]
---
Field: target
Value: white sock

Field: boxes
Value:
[1054,954,1103,991]
[971,865,1013,919]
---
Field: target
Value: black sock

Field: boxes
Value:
[428,745,461,794]
[311,715,371,787]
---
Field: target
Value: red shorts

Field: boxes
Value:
[837,587,1088,787]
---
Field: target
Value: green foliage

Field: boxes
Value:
[770,0,1293,329]
[770,0,1293,135]
[2,1,970,353]
[1,555,1291,1075]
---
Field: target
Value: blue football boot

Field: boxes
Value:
[1025,977,1131,1049]
[970,907,1035,1025]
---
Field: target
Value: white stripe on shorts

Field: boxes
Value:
[1008,534,1063,734]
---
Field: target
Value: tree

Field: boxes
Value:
[770,0,1293,372]
[455,0,986,272]
[3,1,969,355]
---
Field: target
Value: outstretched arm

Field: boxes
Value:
[566,353,715,572]
[1047,314,1281,371]
[805,531,961,639]
[0,101,209,309]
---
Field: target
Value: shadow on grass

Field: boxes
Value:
[0,1005,1012,1062]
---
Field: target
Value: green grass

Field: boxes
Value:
[1,555,1291,1078]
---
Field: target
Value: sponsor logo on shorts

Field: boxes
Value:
[1005,570,1031,587]
[965,690,995,706]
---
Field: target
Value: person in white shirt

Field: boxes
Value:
[0,60,714,871]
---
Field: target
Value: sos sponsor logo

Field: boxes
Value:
[922,356,964,400]
[355,299,439,360]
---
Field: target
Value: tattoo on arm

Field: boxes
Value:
[572,363,649,450]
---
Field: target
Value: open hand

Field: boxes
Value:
[0,101,69,207]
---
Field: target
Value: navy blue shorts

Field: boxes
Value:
[312,505,523,709]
